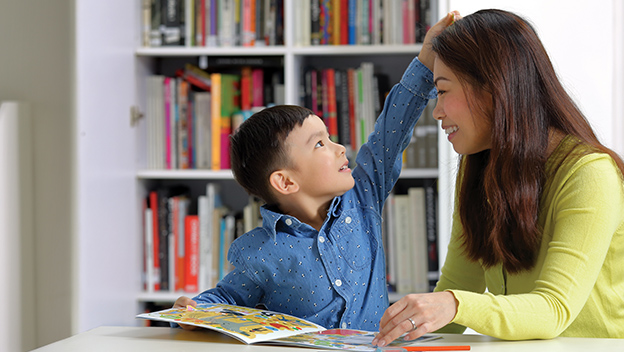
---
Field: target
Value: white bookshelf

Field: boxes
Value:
[71,0,453,333]
[133,0,452,307]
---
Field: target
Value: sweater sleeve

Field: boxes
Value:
[448,154,624,339]
[433,187,486,334]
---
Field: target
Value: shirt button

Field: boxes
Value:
[285,218,293,226]
[345,217,352,224]
[335,279,342,287]
[342,323,347,329]
[319,236,325,243]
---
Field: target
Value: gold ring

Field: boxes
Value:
[407,317,417,331]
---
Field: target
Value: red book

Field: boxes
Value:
[326,68,338,142]
[251,68,264,107]
[185,215,200,292]
[149,191,161,291]
[198,0,206,46]
[172,197,186,292]
[240,66,252,110]
[340,0,348,45]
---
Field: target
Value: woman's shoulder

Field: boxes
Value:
[547,135,622,186]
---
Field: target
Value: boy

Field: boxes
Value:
[173,56,435,331]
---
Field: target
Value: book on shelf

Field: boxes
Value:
[137,303,440,349]
[144,183,262,294]
[142,0,284,47]
[424,179,439,291]
[404,99,438,169]
[385,185,436,294]
[146,62,284,170]
[301,62,389,160]
[162,0,186,46]
[294,0,435,46]
[184,215,200,292]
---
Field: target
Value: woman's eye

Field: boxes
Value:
[436,89,446,96]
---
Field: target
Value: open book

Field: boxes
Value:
[137,303,441,351]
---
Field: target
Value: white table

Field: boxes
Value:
[32,326,624,352]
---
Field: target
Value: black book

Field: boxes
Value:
[155,185,189,291]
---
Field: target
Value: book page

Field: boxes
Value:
[136,303,325,344]
[269,328,441,351]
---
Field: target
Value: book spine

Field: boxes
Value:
[240,66,252,110]
[143,206,154,292]
[163,77,172,169]
[162,0,183,45]
[347,0,356,45]
[311,0,321,45]
[185,215,200,292]
[424,181,439,291]
[157,189,170,291]
[251,69,264,107]
[210,73,221,170]
[149,191,161,291]
[326,68,338,142]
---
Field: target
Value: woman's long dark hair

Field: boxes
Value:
[431,9,624,273]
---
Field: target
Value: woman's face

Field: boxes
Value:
[432,57,493,155]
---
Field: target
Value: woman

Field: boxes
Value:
[373,9,624,346]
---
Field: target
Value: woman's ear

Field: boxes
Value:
[269,170,299,196]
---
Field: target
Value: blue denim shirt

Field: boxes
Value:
[192,57,435,331]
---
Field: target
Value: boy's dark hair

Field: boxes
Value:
[230,105,314,205]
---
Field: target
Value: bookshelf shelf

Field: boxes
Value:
[135,168,437,180]
[290,44,424,56]
[135,46,288,57]
[136,169,234,180]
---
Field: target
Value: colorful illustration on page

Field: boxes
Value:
[272,328,441,351]
[141,303,324,343]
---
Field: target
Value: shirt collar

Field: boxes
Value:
[259,196,343,240]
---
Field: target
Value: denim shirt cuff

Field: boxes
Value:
[399,57,436,100]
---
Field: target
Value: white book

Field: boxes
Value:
[382,0,392,44]
[194,91,212,169]
[408,187,429,293]
[146,76,155,169]
[198,195,210,291]
[371,0,381,45]
[218,0,236,46]
[168,79,178,168]
[185,0,194,46]
[301,0,311,46]
[153,76,166,170]
[393,194,413,293]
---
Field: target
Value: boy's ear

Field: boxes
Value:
[269,169,299,196]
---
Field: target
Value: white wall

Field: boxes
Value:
[446,0,622,155]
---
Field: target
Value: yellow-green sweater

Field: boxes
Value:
[435,136,624,339]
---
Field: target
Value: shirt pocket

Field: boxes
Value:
[333,211,378,271]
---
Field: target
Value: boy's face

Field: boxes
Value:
[284,115,355,200]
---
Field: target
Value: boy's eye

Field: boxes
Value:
[315,141,324,148]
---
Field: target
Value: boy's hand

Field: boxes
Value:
[418,10,462,71]
[173,296,198,331]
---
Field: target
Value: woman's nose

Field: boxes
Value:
[432,100,443,120]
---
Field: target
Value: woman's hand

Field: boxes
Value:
[418,11,461,71]
[372,291,458,347]
[173,296,199,331]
